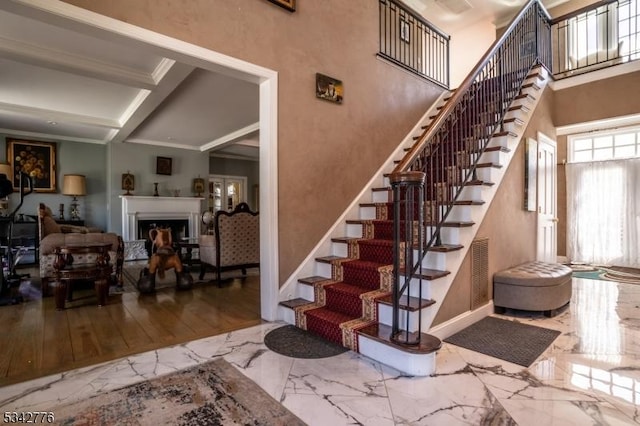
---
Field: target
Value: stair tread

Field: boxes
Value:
[279,298,313,309]
[316,255,349,263]
[428,221,475,227]
[299,275,334,285]
[377,294,436,311]
[450,200,485,205]
[493,130,518,138]
[331,236,361,243]
[466,179,494,186]
[415,268,451,280]
[428,243,464,252]
[357,323,442,355]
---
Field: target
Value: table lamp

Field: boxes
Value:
[62,174,86,220]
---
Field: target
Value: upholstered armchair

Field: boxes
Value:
[198,203,259,285]
[37,203,124,296]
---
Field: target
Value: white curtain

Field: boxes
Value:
[566,158,640,267]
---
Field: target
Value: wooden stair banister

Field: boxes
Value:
[389,0,553,345]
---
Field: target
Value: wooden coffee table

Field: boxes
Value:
[52,242,113,310]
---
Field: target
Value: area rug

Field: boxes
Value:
[567,263,640,285]
[264,325,349,359]
[121,262,259,293]
[444,316,561,367]
[52,358,305,425]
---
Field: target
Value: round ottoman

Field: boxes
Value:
[493,261,572,317]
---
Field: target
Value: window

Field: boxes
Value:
[618,0,640,60]
[569,126,640,163]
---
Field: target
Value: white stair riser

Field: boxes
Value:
[503,120,523,133]
[421,250,447,270]
[332,242,348,258]
[279,305,297,325]
[346,223,363,238]
[474,166,499,183]
[358,335,436,376]
[316,262,332,278]
[488,135,514,149]
[298,283,314,301]
[479,149,508,165]
[460,185,483,200]
[378,304,420,332]
[359,205,377,220]
[372,190,390,204]
[521,85,540,97]
[446,204,472,223]
[505,108,529,121]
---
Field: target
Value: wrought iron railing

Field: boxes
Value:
[389,0,552,345]
[378,0,450,88]
[551,0,640,78]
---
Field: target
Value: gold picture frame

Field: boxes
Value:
[267,0,295,12]
[6,138,57,192]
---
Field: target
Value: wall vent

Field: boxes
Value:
[470,237,489,310]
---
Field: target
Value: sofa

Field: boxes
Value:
[38,203,124,296]
[198,202,259,285]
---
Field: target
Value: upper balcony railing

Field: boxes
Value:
[551,0,640,78]
[378,0,450,88]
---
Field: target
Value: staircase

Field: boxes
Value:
[278,0,552,375]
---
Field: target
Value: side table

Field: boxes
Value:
[52,242,113,310]
[176,238,200,270]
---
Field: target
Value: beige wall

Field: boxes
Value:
[433,87,555,325]
[554,71,640,126]
[554,70,640,257]
[447,19,497,88]
[62,0,444,284]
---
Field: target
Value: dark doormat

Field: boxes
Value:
[443,316,561,367]
[264,325,349,359]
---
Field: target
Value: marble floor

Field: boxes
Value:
[1,277,638,425]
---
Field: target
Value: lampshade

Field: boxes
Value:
[62,174,87,196]
[0,163,12,180]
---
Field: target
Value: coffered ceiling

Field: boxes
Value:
[0,4,259,160]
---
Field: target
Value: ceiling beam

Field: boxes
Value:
[0,101,120,128]
[110,61,196,143]
[0,36,158,90]
[200,122,260,152]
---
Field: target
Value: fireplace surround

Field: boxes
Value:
[120,196,204,259]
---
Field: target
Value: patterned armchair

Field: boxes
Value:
[38,203,124,296]
[198,203,259,285]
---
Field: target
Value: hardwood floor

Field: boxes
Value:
[0,268,262,387]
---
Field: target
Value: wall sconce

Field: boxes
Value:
[62,174,86,220]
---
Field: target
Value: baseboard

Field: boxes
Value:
[428,302,494,340]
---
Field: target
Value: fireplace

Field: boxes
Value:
[120,195,204,260]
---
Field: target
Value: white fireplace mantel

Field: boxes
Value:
[120,196,204,241]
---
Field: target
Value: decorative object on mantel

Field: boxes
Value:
[156,156,172,175]
[316,73,343,104]
[122,171,135,195]
[193,176,205,197]
[153,182,159,197]
[173,189,180,197]
[59,203,64,220]
[267,0,295,12]
[62,174,86,220]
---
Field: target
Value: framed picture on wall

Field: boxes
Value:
[156,156,172,175]
[267,0,295,12]
[6,138,57,192]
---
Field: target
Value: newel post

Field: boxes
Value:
[389,170,425,345]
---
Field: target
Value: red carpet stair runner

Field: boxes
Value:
[281,65,547,363]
